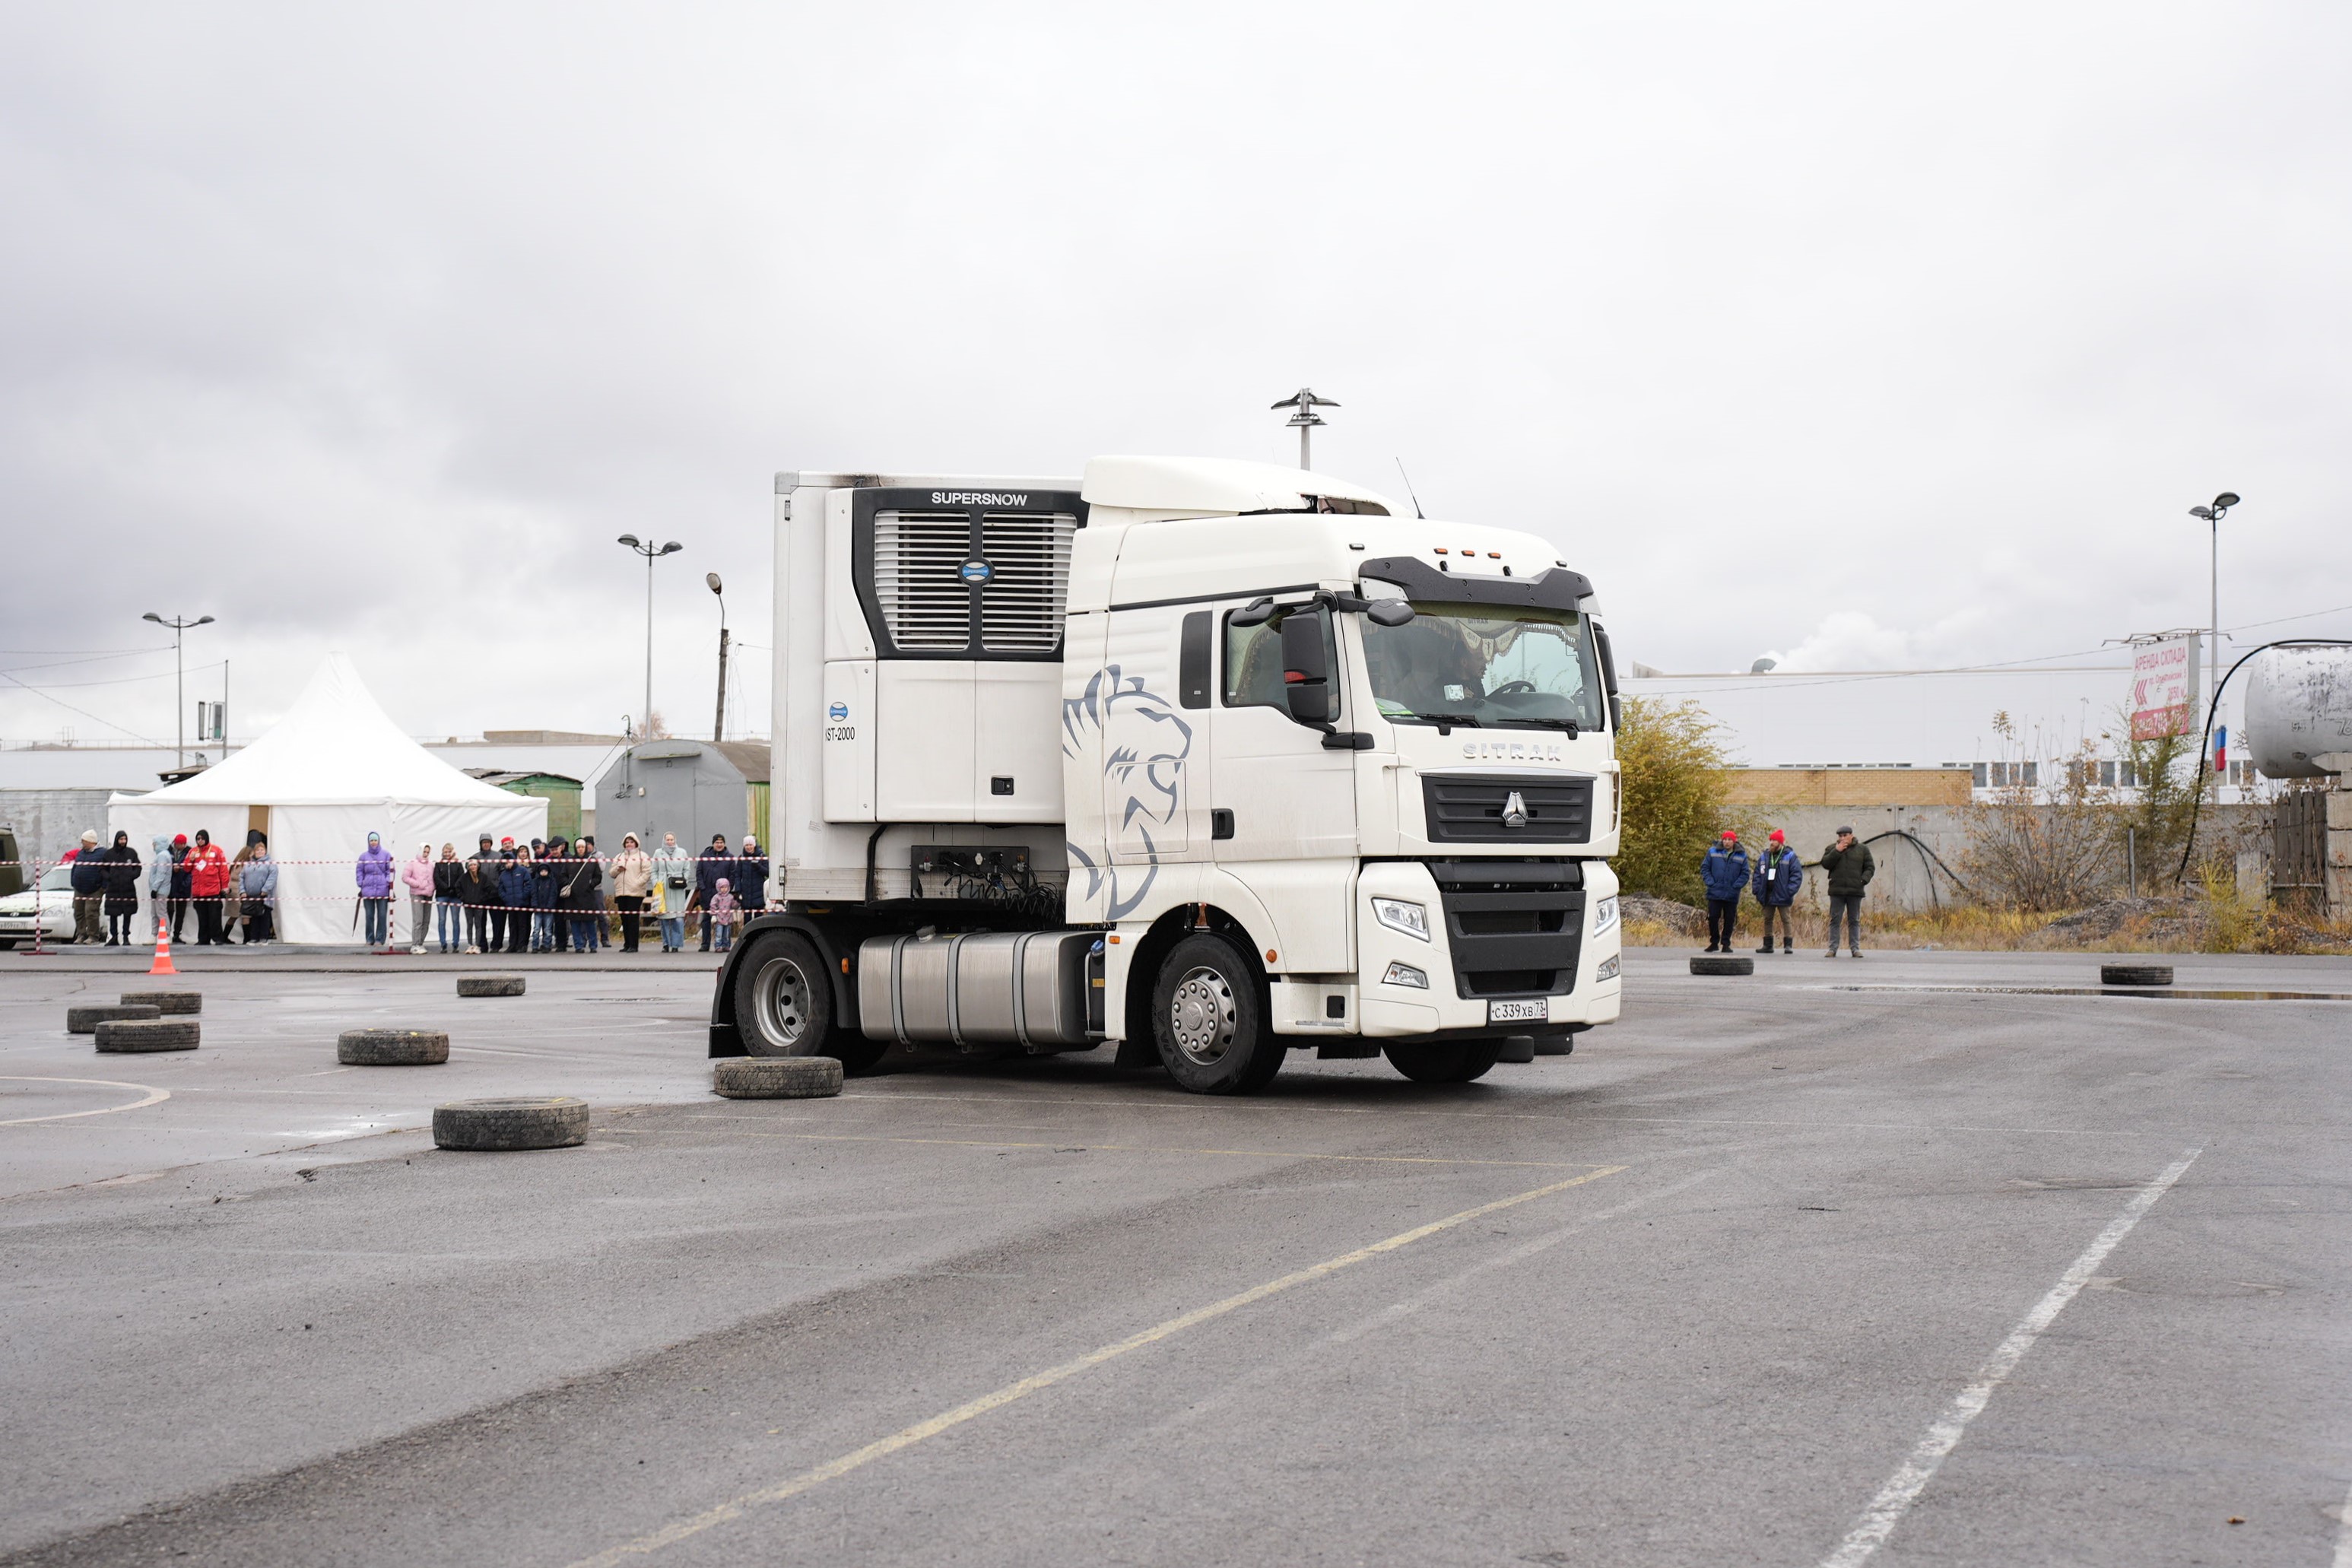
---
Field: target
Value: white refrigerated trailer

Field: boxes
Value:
[707,455,1624,1093]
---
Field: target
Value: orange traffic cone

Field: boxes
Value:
[149,915,178,976]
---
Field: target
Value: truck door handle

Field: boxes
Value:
[1211,809,1235,840]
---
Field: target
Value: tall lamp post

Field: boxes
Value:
[141,612,214,770]
[2185,490,2241,747]
[617,535,682,735]
[706,572,730,744]
[1270,388,1339,469]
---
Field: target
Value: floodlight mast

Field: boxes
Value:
[141,611,215,769]
[1271,388,1339,469]
[618,536,684,737]
[2186,490,2240,766]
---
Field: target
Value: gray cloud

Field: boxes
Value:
[3,4,2347,747]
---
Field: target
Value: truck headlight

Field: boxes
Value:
[1595,954,1620,981]
[1592,895,1617,935]
[1372,897,1430,941]
[1381,960,1430,989]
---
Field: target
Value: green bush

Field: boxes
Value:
[1614,696,1731,904]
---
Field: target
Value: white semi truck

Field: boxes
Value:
[707,455,1624,1093]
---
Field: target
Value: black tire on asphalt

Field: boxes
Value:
[1150,932,1284,1095]
[1690,955,1756,976]
[432,1097,589,1151]
[95,1018,199,1053]
[456,976,526,998]
[713,1055,845,1099]
[68,1004,162,1034]
[338,1028,451,1066]
[119,990,201,1015]
[732,929,884,1073]
[1383,1039,1506,1084]
[2100,963,2173,986]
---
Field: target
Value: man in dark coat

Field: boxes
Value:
[167,834,193,941]
[69,829,106,944]
[1819,826,1877,957]
[562,841,602,954]
[1698,830,1750,954]
[694,833,733,952]
[465,834,500,954]
[735,836,769,919]
[101,830,142,945]
[1749,829,1803,955]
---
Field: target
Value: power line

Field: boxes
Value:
[0,671,170,747]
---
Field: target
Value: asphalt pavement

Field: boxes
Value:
[2,946,2348,1566]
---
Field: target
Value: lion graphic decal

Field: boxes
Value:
[1062,664,1192,920]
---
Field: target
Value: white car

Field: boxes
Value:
[0,864,78,947]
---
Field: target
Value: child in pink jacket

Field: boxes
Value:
[707,878,739,952]
[401,844,436,954]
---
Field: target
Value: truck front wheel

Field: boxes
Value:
[734,930,884,1074]
[1151,933,1284,1095]
[1382,1040,1503,1084]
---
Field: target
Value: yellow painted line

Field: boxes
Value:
[567,1163,1625,1567]
[687,1124,1593,1170]
[0,1076,171,1127]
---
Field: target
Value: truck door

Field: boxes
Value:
[1211,598,1358,897]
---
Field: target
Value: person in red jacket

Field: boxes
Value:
[186,828,233,945]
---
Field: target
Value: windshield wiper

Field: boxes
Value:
[1410,713,1482,727]
[1497,717,1581,735]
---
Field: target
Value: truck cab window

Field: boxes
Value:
[1361,601,1603,732]
[1224,605,1336,716]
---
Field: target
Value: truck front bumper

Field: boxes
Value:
[1353,859,1620,1037]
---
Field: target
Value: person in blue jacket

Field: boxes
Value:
[1749,828,1803,954]
[497,847,535,954]
[1699,829,1750,953]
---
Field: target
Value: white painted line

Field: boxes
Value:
[567,1165,1627,1566]
[2335,1472,2352,1568]
[0,1076,171,1126]
[1818,1146,2202,1568]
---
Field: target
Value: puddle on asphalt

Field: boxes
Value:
[1830,985,2352,1002]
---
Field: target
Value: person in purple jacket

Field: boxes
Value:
[356,831,397,947]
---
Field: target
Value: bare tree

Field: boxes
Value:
[1960,713,2121,910]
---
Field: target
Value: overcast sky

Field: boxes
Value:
[5,3,2347,750]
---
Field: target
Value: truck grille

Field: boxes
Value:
[979,514,1075,652]
[871,509,1076,655]
[873,512,976,650]
[1427,859,1585,998]
[1420,773,1593,844]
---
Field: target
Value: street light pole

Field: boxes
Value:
[2186,490,2240,790]
[707,572,729,744]
[141,611,215,770]
[617,535,683,735]
[1270,388,1339,470]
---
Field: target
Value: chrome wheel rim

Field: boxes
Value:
[754,955,813,1051]
[1168,966,1239,1067]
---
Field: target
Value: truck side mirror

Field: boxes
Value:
[1364,598,1415,627]
[1281,609,1332,726]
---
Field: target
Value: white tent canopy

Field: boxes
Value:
[109,654,546,944]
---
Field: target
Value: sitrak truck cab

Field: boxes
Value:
[709,455,1624,1093]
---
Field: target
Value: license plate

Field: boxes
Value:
[1487,998,1547,1024]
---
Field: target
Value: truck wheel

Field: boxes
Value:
[1383,1040,1504,1084]
[733,930,884,1074]
[1151,933,1284,1095]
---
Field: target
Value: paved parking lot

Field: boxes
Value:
[3,947,2349,1566]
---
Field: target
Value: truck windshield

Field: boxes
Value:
[1362,601,1605,732]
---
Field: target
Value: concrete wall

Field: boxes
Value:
[1729,802,2269,912]
[0,789,145,873]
